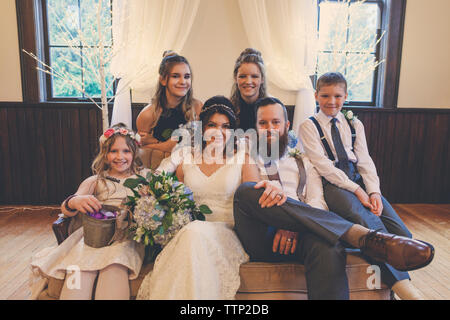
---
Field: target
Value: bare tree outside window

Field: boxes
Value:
[316,0,384,106]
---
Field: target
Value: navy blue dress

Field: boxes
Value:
[236,97,256,131]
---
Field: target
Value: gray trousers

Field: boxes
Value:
[233,182,355,300]
[323,178,411,286]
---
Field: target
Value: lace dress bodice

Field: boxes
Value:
[137,150,249,300]
[182,156,243,227]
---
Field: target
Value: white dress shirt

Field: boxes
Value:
[299,110,381,195]
[158,141,329,210]
[256,153,329,211]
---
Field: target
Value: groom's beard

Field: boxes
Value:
[257,129,288,160]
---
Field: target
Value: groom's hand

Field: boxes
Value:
[273,229,298,255]
[254,180,287,208]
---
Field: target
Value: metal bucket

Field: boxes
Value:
[82,205,118,248]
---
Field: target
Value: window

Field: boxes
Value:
[43,0,114,100]
[315,0,385,106]
[17,0,406,107]
[18,0,118,103]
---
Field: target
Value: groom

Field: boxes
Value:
[233,97,434,300]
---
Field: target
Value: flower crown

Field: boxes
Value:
[99,127,141,146]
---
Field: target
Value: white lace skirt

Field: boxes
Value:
[137,220,249,300]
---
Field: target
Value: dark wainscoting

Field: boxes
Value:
[0,102,449,205]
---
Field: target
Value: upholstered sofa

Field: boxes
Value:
[37,148,392,300]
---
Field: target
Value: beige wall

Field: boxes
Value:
[133,0,295,105]
[181,0,296,105]
[0,0,23,102]
[2,0,450,108]
[397,0,450,108]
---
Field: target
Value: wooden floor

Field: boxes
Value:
[0,204,449,300]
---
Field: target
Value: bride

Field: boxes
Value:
[137,97,283,300]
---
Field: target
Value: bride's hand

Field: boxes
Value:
[254,180,287,208]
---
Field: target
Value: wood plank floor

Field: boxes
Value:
[0,204,449,300]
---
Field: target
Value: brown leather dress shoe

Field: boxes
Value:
[359,230,435,272]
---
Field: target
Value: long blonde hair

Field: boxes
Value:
[91,123,143,181]
[230,48,267,117]
[152,51,196,123]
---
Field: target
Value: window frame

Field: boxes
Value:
[316,0,384,107]
[16,0,116,103]
[16,0,407,108]
[315,0,402,108]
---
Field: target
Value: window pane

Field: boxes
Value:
[316,1,382,104]
[46,0,114,99]
[47,0,80,46]
[348,3,380,53]
[316,52,346,76]
[80,0,113,46]
[318,2,348,51]
[82,47,114,98]
[50,47,82,98]
[346,53,376,102]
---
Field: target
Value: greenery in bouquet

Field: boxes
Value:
[123,171,212,260]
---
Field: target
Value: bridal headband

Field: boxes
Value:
[200,104,236,117]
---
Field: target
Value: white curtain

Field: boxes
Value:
[238,0,318,134]
[110,0,200,128]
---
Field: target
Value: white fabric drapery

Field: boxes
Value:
[238,0,318,134]
[110,0,200,128]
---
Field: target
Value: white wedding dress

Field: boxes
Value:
[137,151,250,300]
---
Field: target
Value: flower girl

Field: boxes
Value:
[30,123,148,300]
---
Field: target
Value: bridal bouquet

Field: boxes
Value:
[124,171,212,253]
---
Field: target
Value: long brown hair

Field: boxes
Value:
[152,51,196,123]
[230,48,268,117]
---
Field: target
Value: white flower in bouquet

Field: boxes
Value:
[124,171,212,254]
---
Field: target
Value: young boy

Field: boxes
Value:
[299,72,432,299]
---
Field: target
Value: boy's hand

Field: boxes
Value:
[254,180,287,208]
[273,229,298,255]
[354,187,375,212]
[369,193,383,216]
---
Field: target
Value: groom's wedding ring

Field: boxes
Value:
[276,192,283,198]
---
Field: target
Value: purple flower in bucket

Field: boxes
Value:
[89,209,117,220]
